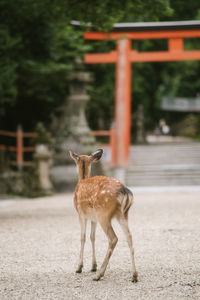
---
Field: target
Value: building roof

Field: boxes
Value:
[112,21,200,31]
[71,20,200,32]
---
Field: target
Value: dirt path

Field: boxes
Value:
[0,188,200,299]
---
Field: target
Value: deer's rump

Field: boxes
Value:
[74,176,133,220]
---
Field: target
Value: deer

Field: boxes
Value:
[69,148,138,282]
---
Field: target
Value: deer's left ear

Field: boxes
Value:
[69,150,79,162]
[90,149,103,162]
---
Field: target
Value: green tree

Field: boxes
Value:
[0,0,172,131]
[2,0,199,138]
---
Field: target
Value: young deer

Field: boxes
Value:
[69,149,138,282]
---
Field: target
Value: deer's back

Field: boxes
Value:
[74,176,132,220]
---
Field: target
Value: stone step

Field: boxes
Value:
[127,164,200,171]
[126,142,200,186]
[127,172,200,178]
[127,173,200,180]
[127,171,200,177]
[127,180,200,186]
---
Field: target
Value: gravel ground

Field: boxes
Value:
[0,188,200,300]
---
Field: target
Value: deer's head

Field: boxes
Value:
[69,149,103,180]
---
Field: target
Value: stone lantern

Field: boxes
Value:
[51,58,96,189]
[66,58,96,153]
[33,122,53,195]
[34,144,53,194]
[52,58,95,165]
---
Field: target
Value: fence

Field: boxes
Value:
[0,126,116,170]
[0,125,36,170]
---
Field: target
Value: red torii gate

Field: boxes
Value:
[83,21,200,168]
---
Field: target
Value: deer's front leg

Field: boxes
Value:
[90,221,97,272]
[76,216,87,273]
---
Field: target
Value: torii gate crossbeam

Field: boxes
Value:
[83,21,200,168]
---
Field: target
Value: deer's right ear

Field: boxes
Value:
[69,150,79,162]
[90,149,103,162]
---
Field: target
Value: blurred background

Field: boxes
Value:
[0,3,200,298]
[0,0,200,195]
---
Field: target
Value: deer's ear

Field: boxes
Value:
[90,149,103,162]
[69,150,79,162]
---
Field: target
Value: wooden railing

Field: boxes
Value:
[0,126,117,169]
[0,125,36,170]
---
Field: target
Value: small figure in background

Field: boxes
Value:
[159,119,170,135]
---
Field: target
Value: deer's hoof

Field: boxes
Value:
[91,264,97,272]
[131,272,138,283]
[93,277,100,281]
[93,276,101,281]
[93,272,103,281]
[76,265,83,273]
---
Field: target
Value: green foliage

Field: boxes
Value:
[67,0,172,30]
[175,114,200,137]
[0,0,199,139]
[0,0,92,129]
[122,0,173,22]
[0,27,19,116]
[2,168,47,198]
[31,122,51,145]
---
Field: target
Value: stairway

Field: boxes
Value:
[126,141,200,186]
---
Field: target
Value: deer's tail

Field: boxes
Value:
[117,187,133,215]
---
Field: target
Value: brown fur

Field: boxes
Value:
[69,149,138,282]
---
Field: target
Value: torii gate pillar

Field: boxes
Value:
[84,37,132,169]
[115,38,131,167]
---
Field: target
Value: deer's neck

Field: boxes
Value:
[78,161,91,180]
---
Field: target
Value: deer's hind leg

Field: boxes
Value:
[117,214,138,282]
[93,216,118,281]
[90,221,97,272]
[76,216,87,273]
